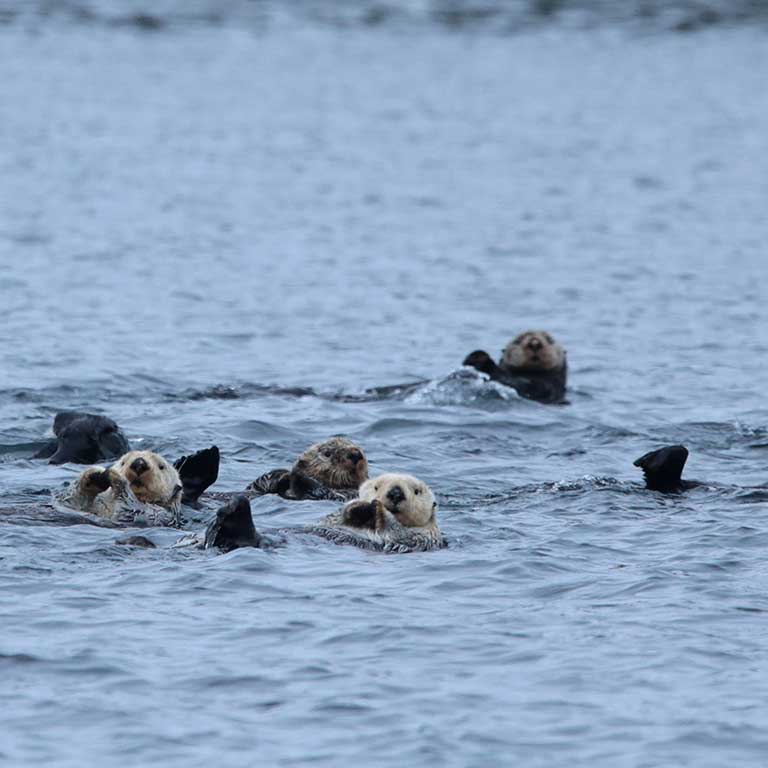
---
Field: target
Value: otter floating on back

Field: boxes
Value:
[204,473,445,554]
[463,330,567,404]
[245,437,368,501]
[57,446,220,527]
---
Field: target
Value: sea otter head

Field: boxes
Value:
[113,450,182,506]
[358,473,437,528]
[501,330,565,372]
[294,437,368,490]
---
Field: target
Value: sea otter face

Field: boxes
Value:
[358,473,437,528]
[295,437,368,489]
[113,450,182,505]
[501,330,565,372]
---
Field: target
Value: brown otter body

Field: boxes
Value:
[246,437,368,501]
[463,330,567,404]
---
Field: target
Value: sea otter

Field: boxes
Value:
[33,412,131,464]
[204,473,445,553]
[309,472,444,552]
[463,330,567,404]
[58,446,220,526]
[246,437,368,501]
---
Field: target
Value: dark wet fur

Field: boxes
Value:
[33,412,131,464]
[463,351,567,404]
[246,468,351,501]
[634,445,698,492]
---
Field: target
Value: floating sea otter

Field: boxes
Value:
[204,472,445,553]
[246,437,369,501]
[34,412,131,464]
[58,446,220,526]
[463,330,567,404]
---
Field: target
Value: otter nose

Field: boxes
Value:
[348,450,363,465]
[130,457,149,475]
[386,485,405,505]
[528,337,543,351]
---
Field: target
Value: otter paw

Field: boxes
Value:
[342,499,384,530]
[80,468,112,495]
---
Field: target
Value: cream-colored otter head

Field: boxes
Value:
[501,330,565,372]
[113,450,182,506]
[357,473,437,528]
[294,437,368,490]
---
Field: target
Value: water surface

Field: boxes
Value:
[1,6,768,766]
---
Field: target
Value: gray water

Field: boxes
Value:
[2,4,768,766]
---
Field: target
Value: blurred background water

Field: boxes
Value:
[1,2,768,766]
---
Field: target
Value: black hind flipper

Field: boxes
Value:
[634,445,689,492]
[204,495,262,552]
[175,446,220,505]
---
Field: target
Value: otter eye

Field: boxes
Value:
[322,450,332,458]
[414,488,421,495]
[544,334,554,344]
[374,485,379,491]
[158,463,166,470]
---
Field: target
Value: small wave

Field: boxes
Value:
[403,368,522,406]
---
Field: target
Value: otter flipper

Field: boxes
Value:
[634,445,689,492]
[174,446,220,505]
[204,495,262,552]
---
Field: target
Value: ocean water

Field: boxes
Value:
[1,3,768,766]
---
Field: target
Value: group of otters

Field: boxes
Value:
[29,331,695,554]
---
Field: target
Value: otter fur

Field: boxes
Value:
[60,450,184,527]
[204,473,445,554]
[246,437,368,501]
[463,330,567,404]
[34,412,130,464]
[310,473,444,552]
